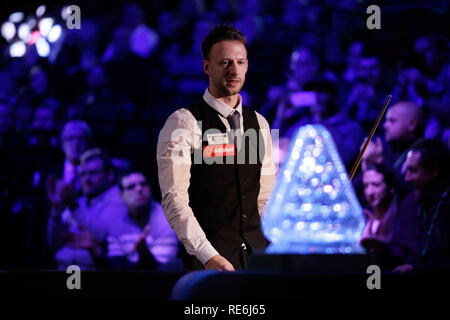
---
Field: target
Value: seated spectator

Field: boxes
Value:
[392,35,449,141]
[106,170,181,270]
[9,119,92,269]
[47,148,127,270]
[343,44,393,130]
[414,34,449,99]
[32,105,57,132]
[390,44,444,140]
[261,45,326,126]
[342,40,364,85]
[24,99,62,190]
[382,101,425,169]
[366,139,450,273]
[415,35,450,139]
[59,120,92,192]
[359,163,399,249]
[282,77,364,171]
[361,101,425,199]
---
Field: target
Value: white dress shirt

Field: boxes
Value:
[157,88,276,265]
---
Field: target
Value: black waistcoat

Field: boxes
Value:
[187,99,268,269]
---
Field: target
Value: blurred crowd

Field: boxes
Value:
[0,0,449,270]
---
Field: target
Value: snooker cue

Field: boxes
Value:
[348,94,392,181]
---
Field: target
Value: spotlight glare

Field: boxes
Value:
[48,24,62,43]
[36,5,46,17]
[18,23,31,42]
[36,37,50,57]
[9,12,24,23]
[1,22,16,41]
[38,17,53,37]
[28,18,36,30]
[61,6,70,20]
[10,41,26,57]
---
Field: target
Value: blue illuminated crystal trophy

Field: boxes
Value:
[262,124,365,255]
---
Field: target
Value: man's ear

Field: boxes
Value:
[408,118,417,132]
[203,59,210,76]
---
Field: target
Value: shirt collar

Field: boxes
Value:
[203,88,242,118]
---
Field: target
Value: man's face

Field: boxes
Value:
[363,169,389,209]
[404,150,434,194]
[32,107,55,131]
[292,48,320,85]
[80,158,112,197]
[62,127,89,164]
[120,173,151,212]
[383,106,411,143]
[203,40,248,98]
[356,57,381,85]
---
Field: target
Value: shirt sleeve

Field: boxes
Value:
[255,112,276,217]
[156,108,219,265]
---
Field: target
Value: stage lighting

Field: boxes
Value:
[10,41,26,57]
[61,6,71,20]
[47,24,62,43]
[18,23,31,42]
[36,37,50,57]
[2,6,65,58]
[38,17,53,37]
[1,22,15,41]
[36,5,46,18]
[9,12,24,23]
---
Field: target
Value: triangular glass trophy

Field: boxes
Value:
[263,124,365,254]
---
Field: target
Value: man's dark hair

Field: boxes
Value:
[118,168,148,192]
[80,148,113,172]
[410,139,450,182]
[201,25,247,60]
[364,162,397,191]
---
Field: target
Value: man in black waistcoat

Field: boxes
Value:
[157,25,276,271]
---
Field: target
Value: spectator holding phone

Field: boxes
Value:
[281,77,364,171]
[261,45,327,127]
